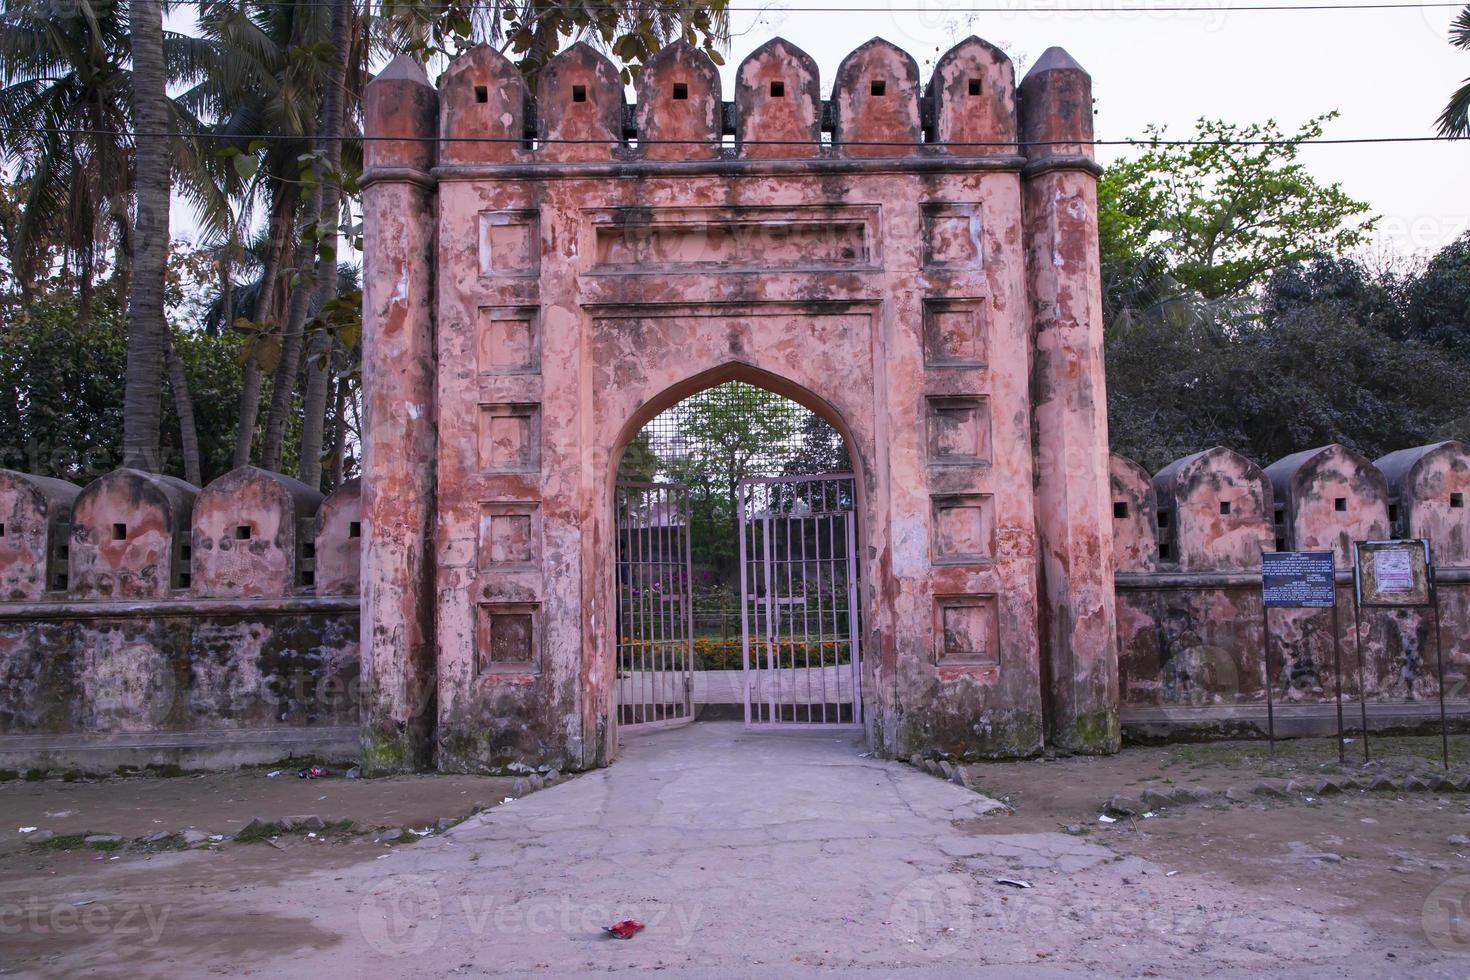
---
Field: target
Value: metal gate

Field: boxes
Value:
[615,482,694,730]
[739,474,862,728]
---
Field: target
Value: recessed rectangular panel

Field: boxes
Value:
[477,308,539,375]
[477,404,541,472]
[587,206,878,273]
[478,502,539,566]
[935,595,1000,665]
[922,203,982,271]
[931,494,995,564]
[476,602,540,673]
[478,210,540,278]
[923,299,988,368]
[926,396,991,465]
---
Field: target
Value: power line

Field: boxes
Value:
[147,0,1467,10]
[0,124,1459,147]
[150,0,1468,9]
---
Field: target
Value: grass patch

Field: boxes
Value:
[32,833,123,852]
[234,821,287,844]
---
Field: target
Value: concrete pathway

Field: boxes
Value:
[67,721,1454,977]
[185,720,1436,978]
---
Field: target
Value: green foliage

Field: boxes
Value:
[1406,233,1470,350]
[1438,4,1470,138]
[0,294,256,485]
[169,325,247,483]
[1098,115,1375,299]
[382,0,730,83]
[1105,253,1470,470]
[0,299,126,479]
[616,430,659,482]
[661,383,802,566]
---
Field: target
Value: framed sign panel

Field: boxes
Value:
[1353,539,1433,608]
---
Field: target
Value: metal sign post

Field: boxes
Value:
[1351,539,1446,770]
[1261,551,1339,759]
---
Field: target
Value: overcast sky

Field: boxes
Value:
[721,1,1468,259]
[170,1,1469,261]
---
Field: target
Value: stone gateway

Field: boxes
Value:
[358,36,1119,771]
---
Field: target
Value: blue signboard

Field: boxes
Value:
[1262,551,1337,608]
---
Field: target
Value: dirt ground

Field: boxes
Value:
[0,768,519,848]
[3,732,1470,977]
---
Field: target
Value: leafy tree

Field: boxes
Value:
[661,383,800,568]
[617,430,660,483]
[1405,232,1470,350]
[1106,254,1470,470]
[381,0,730,81]
[1098,115,1375,299]
[784,412,851,477]
[1439,3,1470,138]
[0,294,250,484]
[0,0,219,318]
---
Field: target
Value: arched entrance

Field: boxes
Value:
[608,372,871,752]
[358,35,1122,774]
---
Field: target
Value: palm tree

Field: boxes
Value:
[120,0,172,471]
[0,0,222,313]
[294,0,355,489]
[260,0,359,481]
[187,0,363,473]
[1439,4,1470,138]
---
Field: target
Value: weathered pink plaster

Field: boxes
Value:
[314,478,362,596]
[0,470,79,600]
[1264,444,1390,567]
[68,469,197,600]
[191,466,321,598]
[1109,454,1157,574]
[1377,441,1470,566]
[1152,447,1274,573]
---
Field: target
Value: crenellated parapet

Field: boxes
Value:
[314,478,362,596]
[0,465,364,773]
[1264,444,1391,566]
[68,469,198,599]
[1109,454,1158,575]
[1376,441,1470,566]
[0,470,80,599]
[0,466,364,603]
[1117,443,1470,740]
[367,35,1042,176]
[1151,447,1275,573]
[190,466,323,598]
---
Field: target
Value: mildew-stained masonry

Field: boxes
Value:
[1,36,1466,776]
[359,36,1117,771]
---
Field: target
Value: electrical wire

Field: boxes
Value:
[0,124,1458,147]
